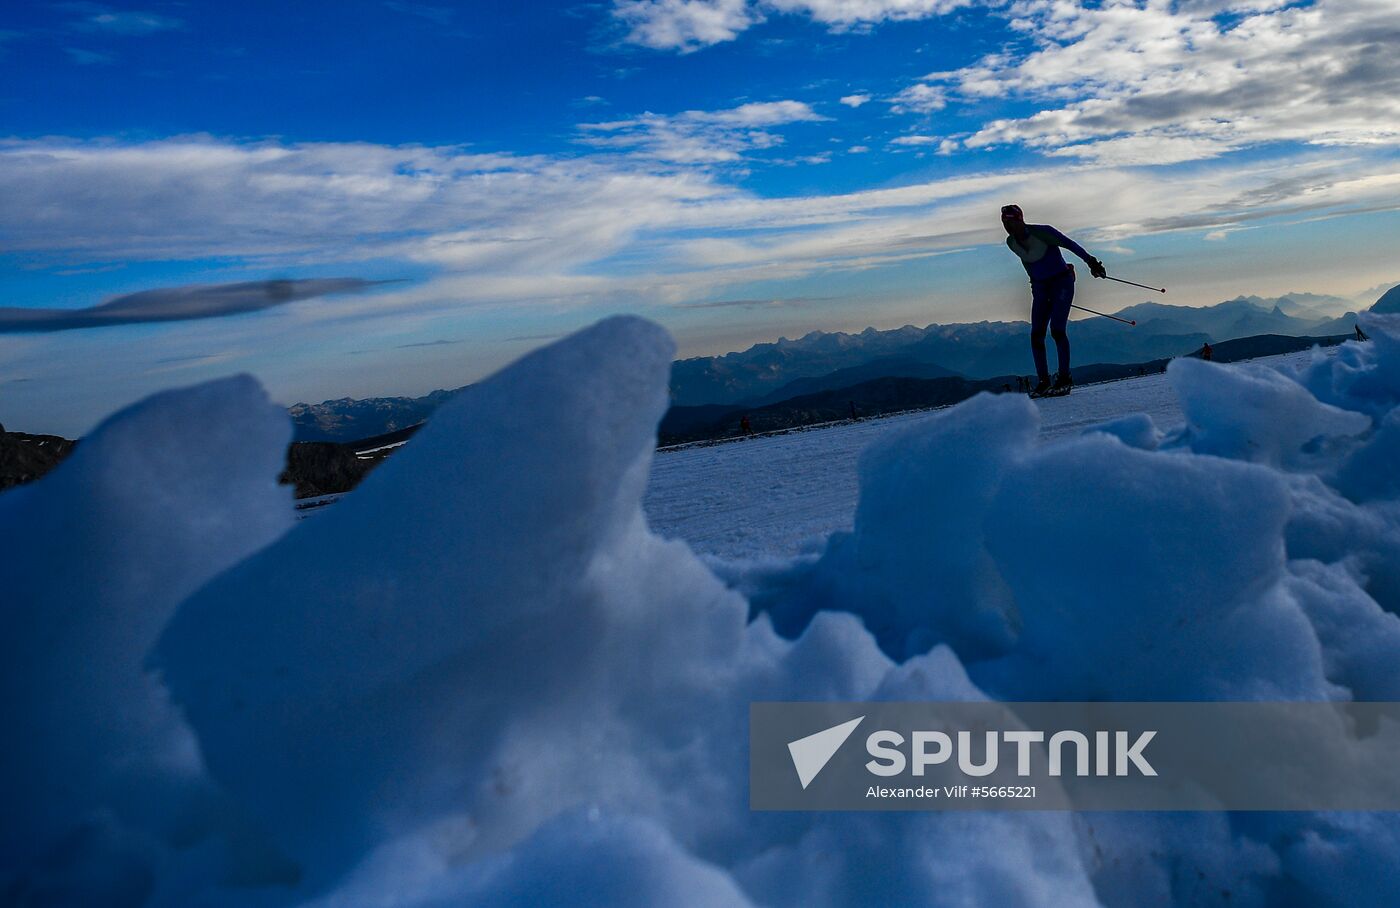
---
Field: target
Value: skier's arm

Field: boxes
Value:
[1044,226,1107,277]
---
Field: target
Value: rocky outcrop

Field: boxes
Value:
[1,429,387,501]
[279,442,386,498]
[0,431,78,492]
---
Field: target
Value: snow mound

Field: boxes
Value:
[152,316,1092,905]
[750,393,1033,662]
[740,314,1400,905]
[1170,356,1369,467]
[981,431,1329,700]
[6,313,1400,905]
[1083,411,1161,450]
[0,375,292,901]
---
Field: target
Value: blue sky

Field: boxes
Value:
[2,0,1399,434]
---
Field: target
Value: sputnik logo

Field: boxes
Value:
[787,716,865,789]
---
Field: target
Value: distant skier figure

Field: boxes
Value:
[740,414,752,435]
[1201,341,1213,361]
[1001,204,1106,397]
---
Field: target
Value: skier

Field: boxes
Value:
[1001,204,1107,397]
[1201,341,1213,361]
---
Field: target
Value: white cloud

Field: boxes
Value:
[901,0,1400,164]
[612,0,973,51]
[889,81,946,113]
[890,134,937,146]
[848,145,870,153]
[1044,135,1236,166]
[769,0,972,27]
[839,93,871,107]
[613,0,758,52]
[698,100,826,126]
[577,100,826,163]
[0,137,725,272]
[8,136,1400,327]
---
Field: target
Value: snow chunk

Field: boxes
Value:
[149,316,1096,904]
[1282,473,1400,619]
[1170,357,1368,468]
[1083,412,1161,450]
[0,375,292,883]
[155,316,683,874]
[1292,312,1400,418]
[1078,812,1278,908]
[1276,812,1400,906]
[753,393,1036,662]
[1285,558,1400,700]
[1333,408,1400,502]
[980,433,1330,700]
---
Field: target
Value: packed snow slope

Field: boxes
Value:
[648,359,1202,560]
[5,314,1400,906]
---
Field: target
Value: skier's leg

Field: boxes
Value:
[1049,275,1074,377]
[1030,282,1051,381]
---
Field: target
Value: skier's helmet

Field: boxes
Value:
[1000,204,1024,223]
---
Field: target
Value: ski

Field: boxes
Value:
[1028,375,1072,398]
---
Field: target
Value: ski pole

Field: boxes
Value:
[1102,275,1166,293]
[1071,304,1136,326]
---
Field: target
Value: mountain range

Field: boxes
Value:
[288,389,459,443]
[283,289,1387,443]
[658,332,1351,445]
[668,292,1363,406]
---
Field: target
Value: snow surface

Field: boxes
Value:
[4,317,1400,907]
[646,354,1302,560]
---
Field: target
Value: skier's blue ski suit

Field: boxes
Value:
[1007,225,1097,381]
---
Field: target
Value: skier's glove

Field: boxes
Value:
[1089,258,1108,279]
